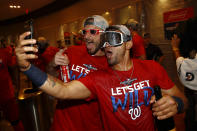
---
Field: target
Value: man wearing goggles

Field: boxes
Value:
[101,30,131,48]
[16,24,187,130]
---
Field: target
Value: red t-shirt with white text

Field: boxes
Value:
[79,59,174,131]
[51,45,108,131]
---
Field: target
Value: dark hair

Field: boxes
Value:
[176,17,197,57]
[105,25,119,32]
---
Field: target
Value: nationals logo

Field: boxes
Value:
[128,106,141,120]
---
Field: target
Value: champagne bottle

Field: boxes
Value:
[154,85,176,131]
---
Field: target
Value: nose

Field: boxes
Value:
[103,42,111,48]
[84,32,92,40]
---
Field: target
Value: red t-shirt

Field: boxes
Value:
[79,59,174,131]
[132,33,146,58]
[51,45,108,131]
[0,48,16,102]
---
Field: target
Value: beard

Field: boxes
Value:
[87,45,100,55]
[107,58,118,66]
[86,41,103,55]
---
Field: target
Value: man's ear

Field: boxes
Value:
[126,40,133,50]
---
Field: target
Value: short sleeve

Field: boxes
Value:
[78,72,98,100]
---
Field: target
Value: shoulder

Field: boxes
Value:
[179,57,197,67]
[67,45,86,53]
[133,33,143,41]
[134,59,162,70]
[78,68,111,85]
[134,59,158,65]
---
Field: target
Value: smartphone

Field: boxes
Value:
[24,19,34,39]
[24,19,34,54]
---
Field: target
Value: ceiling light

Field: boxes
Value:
[9,5,21,9]
[159,0,167,2]
[105,11,110,15]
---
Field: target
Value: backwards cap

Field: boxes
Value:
[114,25,131,37]
[83,15,109,30]
[108,25,132,41]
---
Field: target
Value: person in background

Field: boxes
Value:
[16,24,188,131]
[35,37,59,72]
[125,19,146,60]
[73,32,85,46]
[0,40,24,131]
[171,18,197,131]
[5,40,18,94]
[0,39,6,48]
[46,15,109,131]
[57,40,65,49]
[143,33,164,63]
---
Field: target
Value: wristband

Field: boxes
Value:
[24,64,48,87]
[172,96,184,114]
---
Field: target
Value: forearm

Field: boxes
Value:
[41,76,91,99]
[162,85,188,113]
[172,48,181,59]
[23,64,91,99]
[40,75,68,99]
[23,64,66,98]
[173,90,188,112]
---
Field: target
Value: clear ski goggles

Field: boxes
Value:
[101,31,125,47]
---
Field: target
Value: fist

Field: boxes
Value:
[15,32,38,71]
